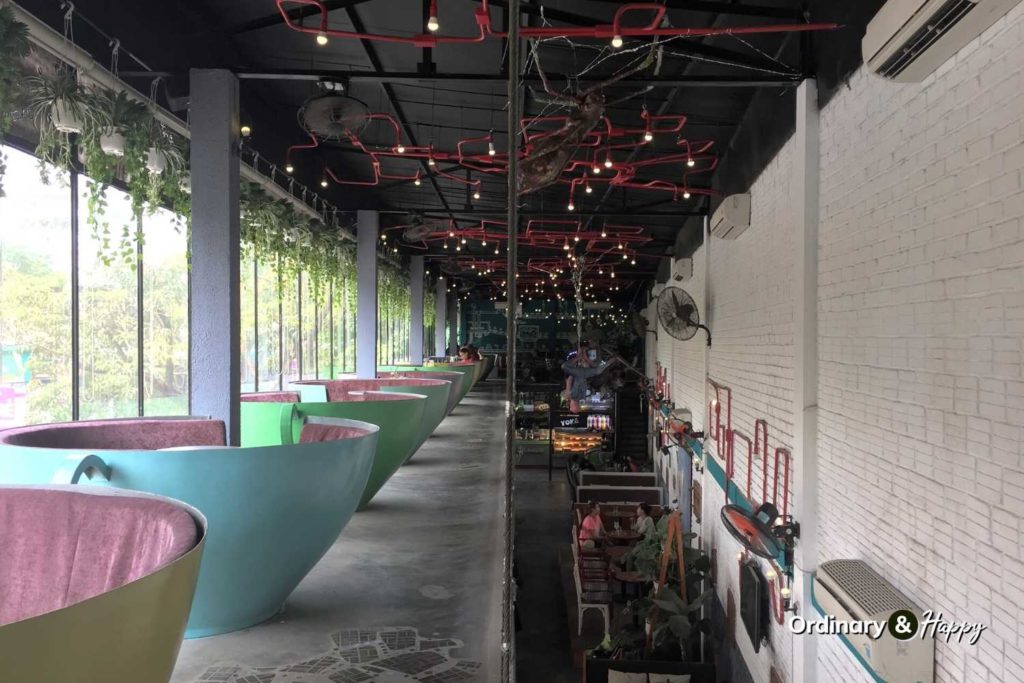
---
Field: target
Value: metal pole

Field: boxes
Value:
[502,0,520,679]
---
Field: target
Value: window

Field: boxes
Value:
[334,271,356,374]
[240,256,257,393]
[301,272,318,378]
[0,147,73,427]
[256,257,282,390]
[318,283,333,379]
[282,271,300,384]
[77,181,139,419]
[142,206,189,414]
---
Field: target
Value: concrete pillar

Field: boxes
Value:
[792,78,820,682]
[188,69,240,445]
[435,277,447,356]
[409,256,424,362]
[447,291,458,354]
[356,210,378,378]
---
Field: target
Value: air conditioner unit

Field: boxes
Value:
[671,257,693,282]
[815,559,934,683]
[710,193,750,239]
[864,0,1022,82]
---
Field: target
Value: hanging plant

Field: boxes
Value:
[240,181,353,303]
[25,66,92,181]
[0,6,29,197]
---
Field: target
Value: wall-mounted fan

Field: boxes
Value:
[721,502,799,564]
[298,88,371,141]
[656,286,711,346]
[401,215,433,242]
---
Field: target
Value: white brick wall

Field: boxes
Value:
[656,3,1024,681]
[817,4,1024,682]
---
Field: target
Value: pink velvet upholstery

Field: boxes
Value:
[298,422,372,443]
[0,487,199,626]
[323,386,422,403]
[0,419,226,450]
[240,392,302,403]
[299,378,447,393]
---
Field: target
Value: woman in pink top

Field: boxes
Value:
[579,501,607,549]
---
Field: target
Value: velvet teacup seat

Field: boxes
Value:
[378,370,463,415]
[241,390,425,509]
[0,416,378,637]
[0,485,206,682]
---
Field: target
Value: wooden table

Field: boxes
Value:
[604,545,631,563]
[612,569,650,622]
[606,529,642,544]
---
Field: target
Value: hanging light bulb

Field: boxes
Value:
[622,252,628,260]
[494,246,499,255]
[631,257,636,265]
[604,155,614,169]
[285,163,294,174]
[601,229,607,238]
[592,164,601,175]
[461,237,467,244]
[643,129,653,143]
[573,235,580,242]
[316,30,328,46]
[482,239,487,246]
[473,188,481,200]
[618,243,624,250]
[683,189,691,199]
[488,139,496,156]
[567,201,575,211]
[449,229,455,237]
[396,144,406,154]
[426,0,440,32]
[428,156,436,167]
[414,176,421,186]
[320,177,329,188]
[584,183,593,194]
[456,244,461,252]
[611,35,624,48]
[611,270,616,278]
[563,241,570,251]
[443,241,449,250]
[687,157,695,167]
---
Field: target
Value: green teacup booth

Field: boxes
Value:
[293,378,451,460]
[0,485,207,682]
[378,370,463,415]
[241,389,426,509]
[379,361,480,402]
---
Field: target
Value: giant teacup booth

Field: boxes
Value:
[0,416,379,639]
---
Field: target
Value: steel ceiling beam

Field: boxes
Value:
[420,209,706,218]
[228,0,373,35]
[236,70,803,87]
[343,5,456,220]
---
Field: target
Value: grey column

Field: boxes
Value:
[447,291,458,354]
[409,256,425,362]
[189,69,240,445]
[356,210,379,378]
[435,276,447,356]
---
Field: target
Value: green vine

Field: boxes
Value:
[0,6,29,197]
[240,181,353,305]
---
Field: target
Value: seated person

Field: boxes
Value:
[458,345,482,361]
[578,501,607,549]
[632,503,656,539]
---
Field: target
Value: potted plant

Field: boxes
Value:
[25,66,92,177]
[90,87,149,157]
[0,6,29,196]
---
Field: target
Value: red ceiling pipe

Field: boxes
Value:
[277,0,839,49]
[754,418,768,501]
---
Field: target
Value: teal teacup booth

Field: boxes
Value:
[0,416,378,638]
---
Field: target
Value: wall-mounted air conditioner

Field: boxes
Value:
[815,559,934,683]
[710,194,750,239]
[671,257,693,282]
[864,0,1022,82]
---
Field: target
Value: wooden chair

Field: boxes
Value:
[572,561,612,635]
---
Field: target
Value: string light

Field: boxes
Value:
[396,144,406,154]
[683,190,691,199]
[604,155,614,169]
[428,156,436,167]
[426,0,440,32]
[573,235,580,242]
[316,31,328,46]
[643,129,653,143]
[320,177,329,188]
[473,188,481,200]
[687,157,695,167]
[488,139,496,156]
[285,163,294,174]
[592,164,601,175]
[567,201,575,211]
[585,183,593,194]
[601,229,607,238]
[611,35,623,48]
[414,176,421,186]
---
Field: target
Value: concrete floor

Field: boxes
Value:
[172,381,507,682]
[514,468,577,683]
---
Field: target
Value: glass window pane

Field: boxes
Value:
[240,256,257,393]
[301,272,317,379]
[78,181,139,419]
[318,284,333,379]
[257,258,282,390]
[142,206,189,414]
[334,274,355,374]
[0,146,73,427]
[282,273,300,384]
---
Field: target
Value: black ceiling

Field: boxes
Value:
[17,0,884,300]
